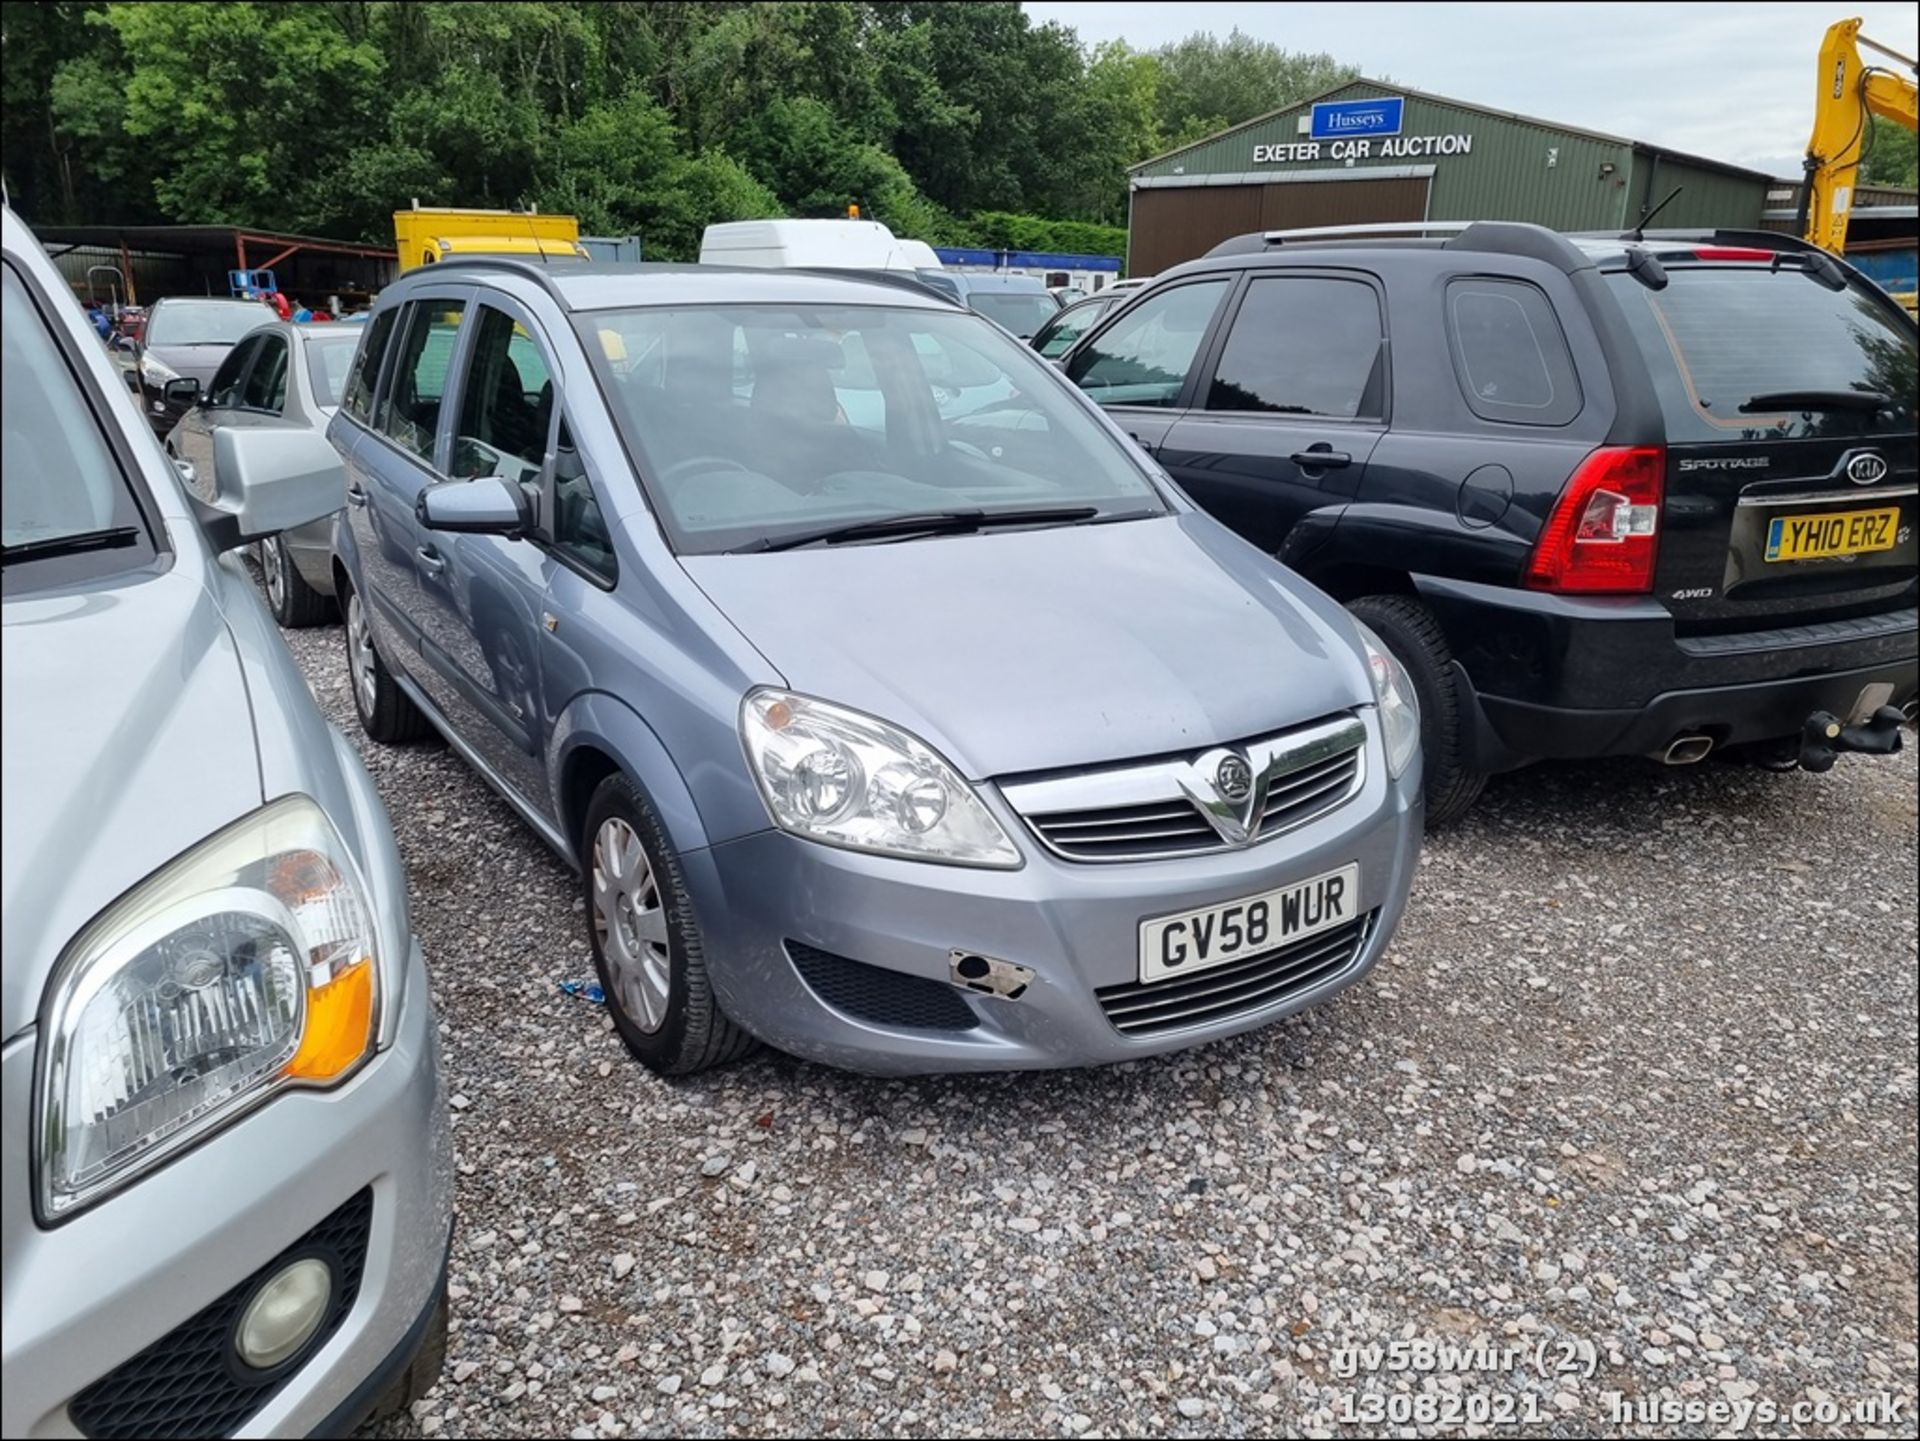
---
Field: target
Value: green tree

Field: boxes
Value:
[1861,114,1918,190]
[1152,28,1357,148]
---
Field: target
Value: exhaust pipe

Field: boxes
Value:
[1661,734,1714,766]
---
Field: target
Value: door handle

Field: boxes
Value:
[345,483,369,508]
[416,545,446,575]
[1290,448,1352,470]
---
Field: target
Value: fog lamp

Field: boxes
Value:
[234,1257,333,1370]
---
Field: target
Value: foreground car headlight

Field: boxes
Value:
[138,352,180,387]
[37,795,379,1220]
[1353,620,1421,780]
[741,690,1021,867]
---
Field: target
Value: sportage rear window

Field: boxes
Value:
[1606,267,1916,442]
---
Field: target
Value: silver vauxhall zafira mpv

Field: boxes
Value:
[329,258,1425,1076]
[2,206,449,1437]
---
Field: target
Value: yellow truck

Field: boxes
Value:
[392,204,587,272]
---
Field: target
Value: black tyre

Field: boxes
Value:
[583,773,758,1076]
[341,575,433,744]
[367,1286,448,1423]
[258,534,334,628]
[1348,593,1488,827]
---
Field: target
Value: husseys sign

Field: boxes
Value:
[1253,96,1472,165]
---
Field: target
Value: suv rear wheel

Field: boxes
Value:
[259,535,333,628]
[583,774,758,1076]
[1347,594,1487,827]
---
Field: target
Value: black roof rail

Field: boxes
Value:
[1443,221,1592,273]
[790,266,964,305]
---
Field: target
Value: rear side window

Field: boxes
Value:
[1446,279,1581,425]
[1207,276,1386,420]
[342,307,397,422]
[1606,268,1917,442]
[1067,278,1229,408]
[377,301,466,464]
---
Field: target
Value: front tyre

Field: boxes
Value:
[1347,593,1487,827]
[583,774,758,1076]
[341,576,433,744]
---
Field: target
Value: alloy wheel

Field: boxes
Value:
[262,537,286,612]
[346,591,377,718]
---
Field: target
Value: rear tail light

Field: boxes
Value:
[1525,446,1665,594]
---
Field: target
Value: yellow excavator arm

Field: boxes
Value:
[1798,17,1918,257]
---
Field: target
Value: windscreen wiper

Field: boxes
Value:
[1739,389,1891,414]
[742,506,1101,553]
[1,526,141,565]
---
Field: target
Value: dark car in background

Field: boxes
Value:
[123,295,275,438]
[1060,223,1917,823]
[913,271,1062,339]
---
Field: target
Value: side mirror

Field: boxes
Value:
[196,426,344,553]
[163,376,200,406]
[416,476,530,538]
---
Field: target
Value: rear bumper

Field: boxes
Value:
[1415,576,1919,765]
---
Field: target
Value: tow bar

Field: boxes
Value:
[1799,706,1906,773]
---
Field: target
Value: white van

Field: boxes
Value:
[699,219,941,272]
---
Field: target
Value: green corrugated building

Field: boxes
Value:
[1126,79,1773,276]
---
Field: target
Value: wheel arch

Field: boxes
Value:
[550,691,710,867]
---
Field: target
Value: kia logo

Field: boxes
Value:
[1845,452,1888,485]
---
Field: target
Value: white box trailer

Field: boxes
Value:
[699,219,941,272]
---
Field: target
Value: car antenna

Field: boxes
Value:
[1631,186,1684,242]
[522,201,548,265]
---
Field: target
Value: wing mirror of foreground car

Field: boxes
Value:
[193,426,346,553]
[416,475,533,539]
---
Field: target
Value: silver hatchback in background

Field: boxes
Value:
[1,208,450,1437]
[165,319,364,627]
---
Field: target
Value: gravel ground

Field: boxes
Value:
[268,595,1919,1440]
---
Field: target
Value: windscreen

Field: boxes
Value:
[1606,267,1916,441]
[969,291,1062,339]
[581,303,1165,554]
[146,299,275,347]
[303,332,361,408]
[2,266,152,576]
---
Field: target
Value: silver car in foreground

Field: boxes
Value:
[330,259,1424,1076]
[1,208,449,1437]
[166,320,365,627]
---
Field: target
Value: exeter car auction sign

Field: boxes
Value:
[1252,95,1473,165]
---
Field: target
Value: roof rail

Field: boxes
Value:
[1259,220,1476,243]
[410,252,581,301]
[789,266,965,306]
[1445,221,1593,272]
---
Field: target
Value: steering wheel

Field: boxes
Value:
[660,455,752,486]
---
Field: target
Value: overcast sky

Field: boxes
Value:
[1025,2,1919,178]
